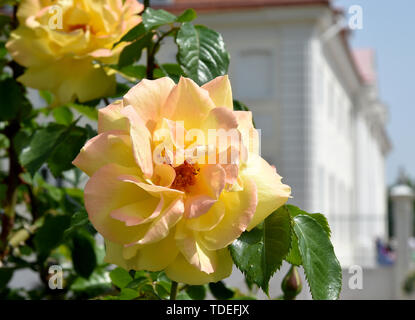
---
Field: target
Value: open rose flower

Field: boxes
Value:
[73,76,291,284]
[6,0,142,105]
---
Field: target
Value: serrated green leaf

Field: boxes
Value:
[110,267,133,289]
[293,215,342,300]
[176,9,197,23]
[229,206,292,295]
[142,8,176,31]
[176,23,229,85]
[284,204,331,266]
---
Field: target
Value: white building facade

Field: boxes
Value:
[159,0,391,268]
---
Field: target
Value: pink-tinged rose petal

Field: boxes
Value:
[119,175,184,198]
[241,153,291,231]
[186,200,225,232]
[84,163,150,244]
[110,196,164,226]
[202,75,233,109]
[200,177,257,250]
[126,197,184,246]
[184,195,217,219]
[163,77,216,130]
[121,105,153,178]
[123,78,176,132]
[98,100,129,134]
[72,130,135,176]
[202,107,238,131]
[234,110,259,157]
[190,164,226,200]
[165,250,232,285]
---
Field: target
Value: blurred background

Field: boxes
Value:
[151,0,415,299]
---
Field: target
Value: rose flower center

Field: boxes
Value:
[171,161,200,193]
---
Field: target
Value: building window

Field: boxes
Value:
[233,49,273,100]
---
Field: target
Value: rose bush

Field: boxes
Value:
[6,0,143,105]
[73,75,291,284]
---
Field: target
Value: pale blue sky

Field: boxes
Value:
[335,0,415,184]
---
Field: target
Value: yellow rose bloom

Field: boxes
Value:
[6,0,143,105]
[73,76,291,284]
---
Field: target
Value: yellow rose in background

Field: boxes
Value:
[73,76,291,285]
[6,0,143,105]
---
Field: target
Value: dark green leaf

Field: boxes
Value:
[0,77,31,121]
[118,33,152,68]
[70,267,112,298]
[185,285,206,300]
[209,281,234,300]
[113,24,146,48]
[176,23,229,85]
[142,8,176,31]
[110,267,133,289]
[229,206,292,294]
[293,215,342,300]
[34,214,71,261]
[0,268,14,289]
[71,231,97,279]
[47,126,88,177]
[176,9,197,23]
[20,123,77,176]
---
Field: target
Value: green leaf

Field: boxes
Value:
[176,9,197,23]
[69,103,98,120]
[71,231,97,279]
[20,122,77,176]
[293,215,342,300]
[158,63,185,83]
[0,268,14,289]
[229,206,292,294]
[47,126,88,177]
[284,204,331,266]
[114,65,146,81]
[185,285,206,300]
[142,8,176,31]
[286,204,331,236]
[70,267,112,298]
[118,33,152,68]
[176,23,230,85]
[63,209,89,239]
[34,214,71,262]
[52,106,73,125]
[0,77,31,121]
[209,281,234,300]
[118,287,140,300]
[113,24,146,48]
[110,267,133,289]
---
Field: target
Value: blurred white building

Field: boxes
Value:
[157,0,391,269]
